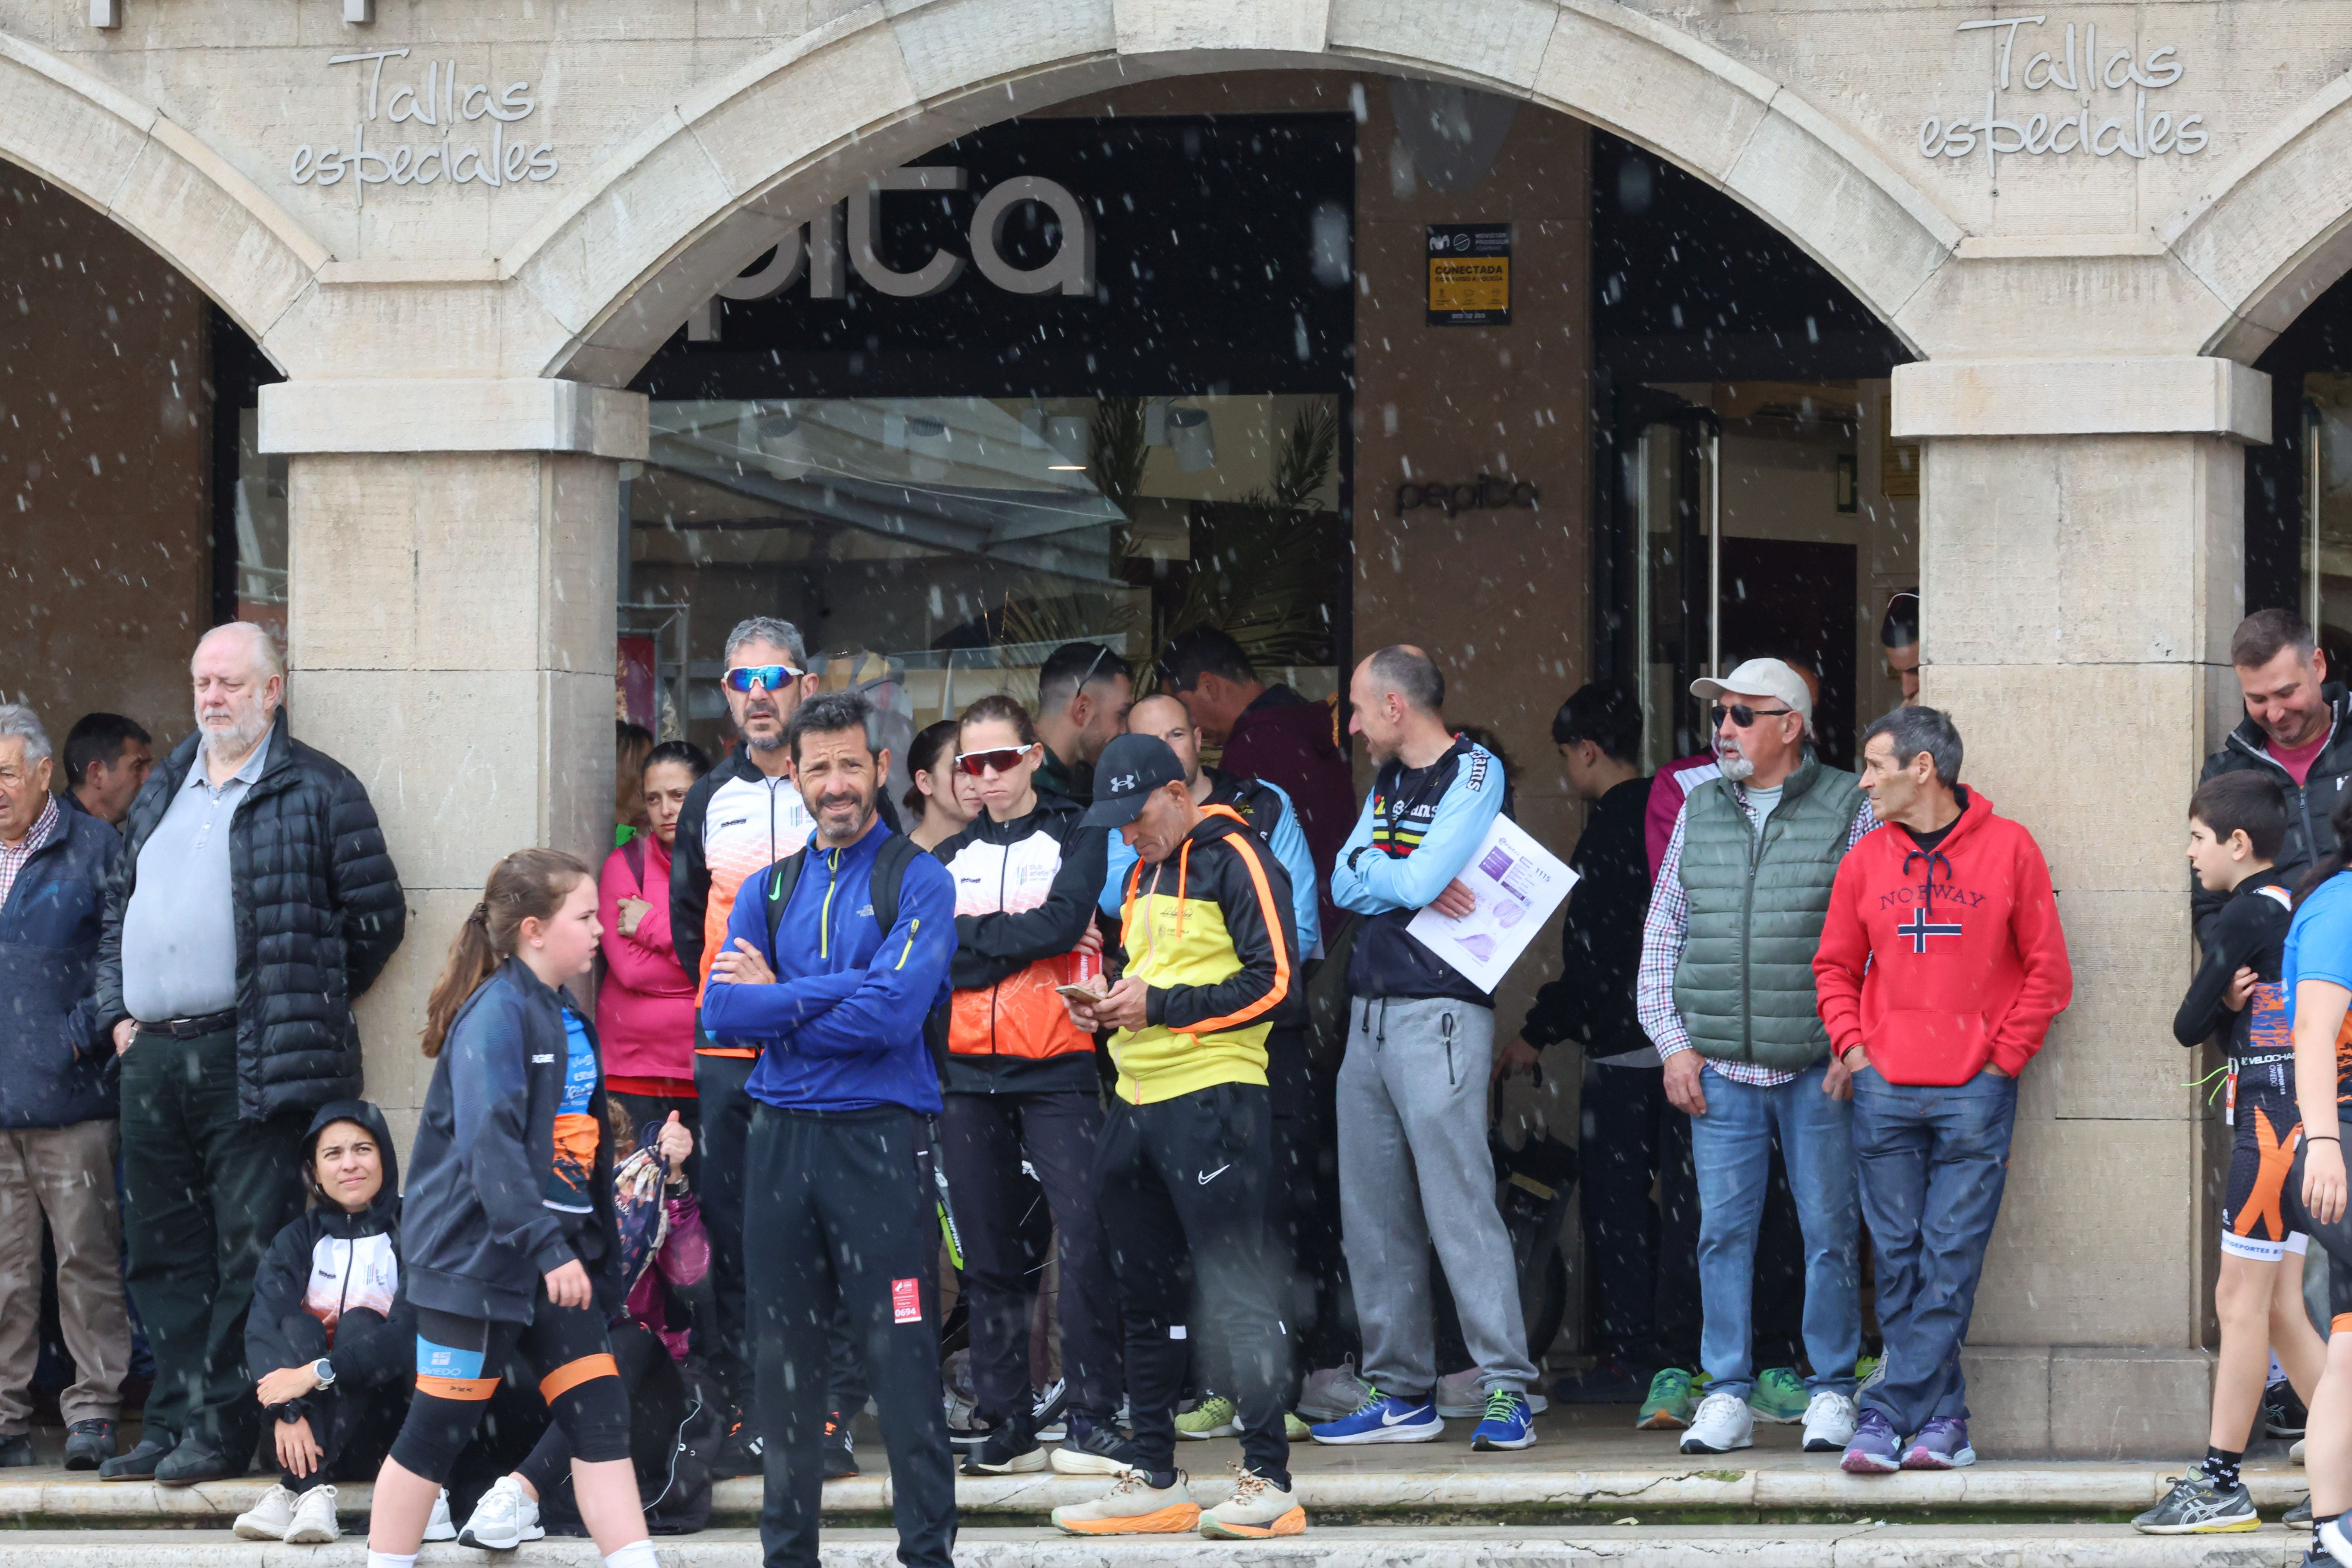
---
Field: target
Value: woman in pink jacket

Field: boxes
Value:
[599,740,711,1145]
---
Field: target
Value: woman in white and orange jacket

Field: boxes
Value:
[933,693,1123,1472]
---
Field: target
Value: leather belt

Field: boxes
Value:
[138,1011,238,1039]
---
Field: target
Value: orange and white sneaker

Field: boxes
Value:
[1049,1469,1201,1535]
[1200,1464,1307,1539]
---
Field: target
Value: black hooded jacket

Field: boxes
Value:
[247,1100,412,1413]
[94,710,406,1121]
[2197,683,2352,939]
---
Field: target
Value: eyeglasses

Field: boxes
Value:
[1713,703,1795,728]
[955,744,1036,777]
[723,664,803,694]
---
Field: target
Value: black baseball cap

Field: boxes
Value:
[1081,733,1186,829]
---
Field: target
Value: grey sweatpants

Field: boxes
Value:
[1338,995,1537,1401]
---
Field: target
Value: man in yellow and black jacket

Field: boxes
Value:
[1049,734,1307,1543]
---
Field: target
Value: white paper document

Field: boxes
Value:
[1404,816,1579,992]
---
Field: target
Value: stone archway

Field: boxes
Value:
[494,0,1964,385]
[0,32,327,368]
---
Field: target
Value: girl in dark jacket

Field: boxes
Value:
[365,849,655,1568]
[234,1100,438,1546]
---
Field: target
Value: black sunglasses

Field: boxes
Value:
[1712,703,1794,728]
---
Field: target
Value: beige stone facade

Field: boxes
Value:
[7,0,2342,1456]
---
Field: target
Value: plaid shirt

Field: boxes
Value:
[0,794,60,909]
[1637,781,1875,1087]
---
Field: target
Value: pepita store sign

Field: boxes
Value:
[288,48,557,201]
[1921,15,2209,166]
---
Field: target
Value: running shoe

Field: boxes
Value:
[822,1412,858,1480]
[458,1475,545,1550]
[1053,1420,1145,1476]
[1033,1379,1069,1444]
[1176,1394,1239,1439]
[1900,1416,1975,1470]
[1470,1388,1537,1451]
[2322,1515,2352,1563]
[1748,1366,1809,1424]
[1679,1390,1754,1455]
[283,1484,340,1545]
[1436,1368,1549,1417]
[2270,1379,2311,1438]
[1309,1388,1442,1445]
[1840,1408,1902,1474]
[1051,1470,1200,1535]
[962,1421,1045,1475]
[1854,1354,1884,1389]
[232,1484,298,1541]
[2295,1437,2309,1465]
[2299,1549,2337,1568]
[1637,1367,1698,1430]
[426,1489,456,1543]
[2289,1497,2314,1526]
[2131,1472,2259,1534]
[1283,1412,1311,1441]
[1199,1463,1306,1539]
[1800,1391,1857,1453]
[714,1417,765,1478]
[1296,1357,1374,1423]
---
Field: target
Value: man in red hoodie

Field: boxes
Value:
[1156,627,1354,933]
[1813,705,2071,1475]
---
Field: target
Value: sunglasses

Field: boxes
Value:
[723,664,803,694]
[955,744,1036,777]
[1713,703,1795,728]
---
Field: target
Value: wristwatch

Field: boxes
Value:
[312,1358,336,1388]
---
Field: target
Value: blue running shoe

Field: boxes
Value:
[1470,1388,1536,1452]
[1308,1387,1442,1445]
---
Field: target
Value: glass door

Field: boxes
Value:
[1622,400,1719,772]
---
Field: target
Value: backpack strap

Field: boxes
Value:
[761,851,808,952]
[762,835,923,953]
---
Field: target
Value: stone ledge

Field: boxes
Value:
[0,1459,2307,1526]
[0,1525,2307,1568]
[1889,357,2270,442]
[256,379,649,459]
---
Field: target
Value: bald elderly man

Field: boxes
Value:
[94,624,405,1485]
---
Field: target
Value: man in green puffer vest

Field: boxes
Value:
[1634,659,1875,1462]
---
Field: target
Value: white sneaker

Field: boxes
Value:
[233,1483,299,1541]
[283,1483,340,1544]
[2293,1437,2308,1465]
[458,1475,545,1551]
[1434,1368,1550,1418]
[1199,1464,1306,1539]
[1800,1391,1858,1453]
[426,1487,457,1543]
[1679,1390,1755,1455]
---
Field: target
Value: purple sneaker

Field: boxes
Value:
[1901,1417,1976,1470]
[1840,1408,1901,1474]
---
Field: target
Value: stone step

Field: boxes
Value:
[0,1462,2311,1529]
[0,1524,2311,1568]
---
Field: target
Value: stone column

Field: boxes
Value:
[259,380,648,1151]
[1894,357,2267,1459]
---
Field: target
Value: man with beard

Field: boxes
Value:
[668,616,864,1477]
[701,690,958,1568]
[1634,657,1872,1460]
[94,622,405,1483]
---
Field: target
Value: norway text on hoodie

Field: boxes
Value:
[1812,789,2074,1085]
[701,815,956,1115]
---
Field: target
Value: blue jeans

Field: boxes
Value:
[1851,1069,2018,1435]
[1690,1061,1859,1399]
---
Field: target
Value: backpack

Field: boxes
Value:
[761,832,946,1072]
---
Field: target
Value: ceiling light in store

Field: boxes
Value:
[1166,403,1217,472]
[1048,464,1087,471]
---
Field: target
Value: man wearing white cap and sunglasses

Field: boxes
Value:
[1634,657,1875,1460]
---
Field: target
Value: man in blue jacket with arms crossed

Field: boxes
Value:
[700,690,957,1568]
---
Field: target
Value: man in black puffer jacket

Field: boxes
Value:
[92,623,405,1486]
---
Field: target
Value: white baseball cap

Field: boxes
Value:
[1691,658,1813,730]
